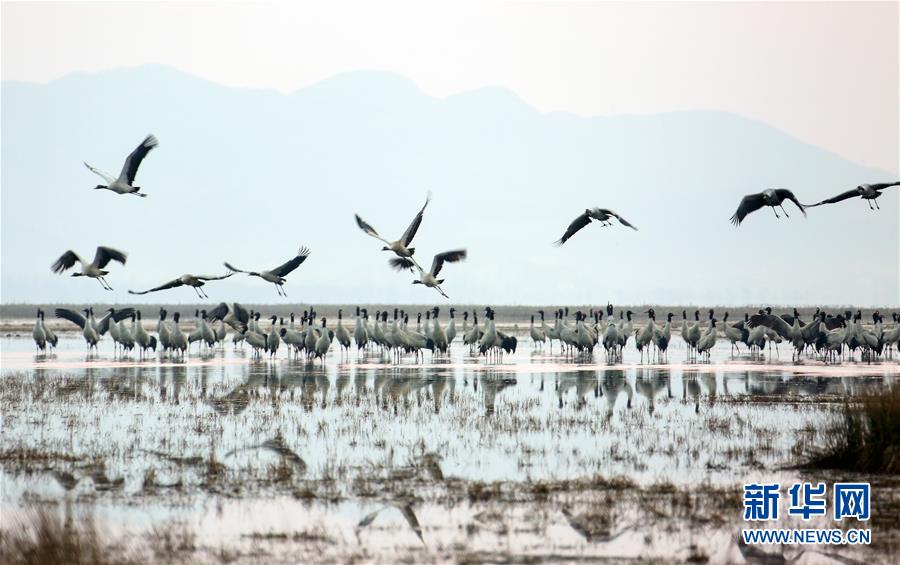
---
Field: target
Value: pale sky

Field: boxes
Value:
[2,1,898,174]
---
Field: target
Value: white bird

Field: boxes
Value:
[554,208,638,245]
[225,246,311,297]
[128,272,233,298]
[355,193,430,263]
[391,249,467,299]
[84,134,159,197]
[51,246,127,290]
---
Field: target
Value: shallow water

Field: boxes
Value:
[2,335,898,562]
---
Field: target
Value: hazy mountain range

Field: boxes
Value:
[2,65,897,306]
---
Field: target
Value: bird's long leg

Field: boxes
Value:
[103,277,114,290]
[280,285,288,297]
[193,287,204,299]
[779,205,790,218]
[771,206,780,219]
[874,199,880,210]
[95,277,108,290]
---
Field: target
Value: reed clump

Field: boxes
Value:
[805,384,900,474]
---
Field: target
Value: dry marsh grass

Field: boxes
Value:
[805,384,900,474]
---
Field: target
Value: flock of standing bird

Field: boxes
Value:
[33,301,900,366]
[32,133,899,364]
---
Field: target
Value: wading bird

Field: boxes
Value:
[354,192,430,263]
[51,246,127,290]
[128,272,233,298]
[554,208,638,245]
[205,302,249,333]
[808,181,900,210]
[730,189,806,226]
[225,246,311,296]
[54,307,135,352]
[391,249,467,299]
[84,134,159,197]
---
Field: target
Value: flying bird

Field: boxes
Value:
[128,272,233,299]
[730,188,806,226]
[354,192,430,263]
[84,134,159,197]
[224,246,311,297]
[50,246,127,290]
[391,249,467,299]
[808,182,900,210]
[554,208,637,246]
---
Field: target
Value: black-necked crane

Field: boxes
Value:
[618,310,634,353]
[554,208,638,246]
[266,316,280,357]
[32,309,47,353]
[315,318,331,362]
[157,308,172,353]
[42,312,58,351]
[54,307,134,352]
[335,309,351,356]
[392,249,467,299]
[354,307,369,352]
[354,192,430,264]
[170,312,188,358]
[51,246,127,290]
[431,307,448,356]
[602,314,619,360]
[128,272,233,298]
[205,302,249,333]
[530,314,546,349]
[730,189,807,226]
[809,181,899,210]
[225,246,311,297]
[635,309,656,363]
[653,313,674,362]
[245,328,268,356]
[118,317,135,355]
[747,310,804,361]
[84,134,159,197]
[696,316,717,361]
[721,313,744,356]
[446,308,458,346]
[133,311,157,359]
[884,313,900,358]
